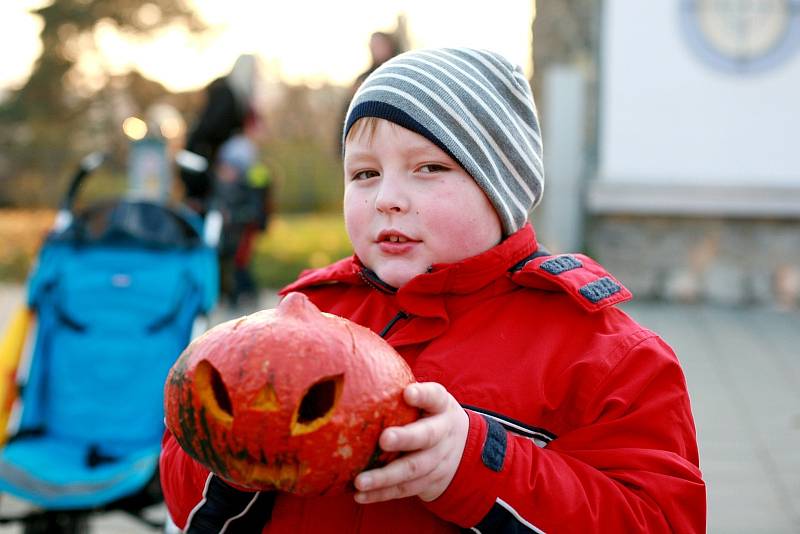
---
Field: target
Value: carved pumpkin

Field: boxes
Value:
[164,292,418,495]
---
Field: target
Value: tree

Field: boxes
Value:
[8,0,204,121]
[0,0,205,206]
[531,0,597,97]
[530,0,599,169]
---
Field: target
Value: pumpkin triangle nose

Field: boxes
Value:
[278,292,321,320]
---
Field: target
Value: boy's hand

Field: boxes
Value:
[353,382,468,504]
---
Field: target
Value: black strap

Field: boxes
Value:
[86,444,118,468]
[4,426,45,444]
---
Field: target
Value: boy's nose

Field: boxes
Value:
[374,175,409,214]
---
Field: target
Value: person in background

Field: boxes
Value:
[337,32,403,156]
[214,116,273,306]
[235,160,273,305]
[353,32,403,93]
[180,54,257,215]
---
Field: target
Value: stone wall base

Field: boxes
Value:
[586,216,800,308]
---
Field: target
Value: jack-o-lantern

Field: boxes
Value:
[164,292,418,495]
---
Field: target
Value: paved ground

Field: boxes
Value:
[0,283,798,532]
[621,301,800,533]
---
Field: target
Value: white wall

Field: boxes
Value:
[598,0,800,186]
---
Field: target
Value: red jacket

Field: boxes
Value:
[160,224,706,532]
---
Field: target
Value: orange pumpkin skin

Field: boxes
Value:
[164,292,418,495]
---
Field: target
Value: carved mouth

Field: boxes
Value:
[232,458,304,492]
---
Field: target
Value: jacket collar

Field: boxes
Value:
[279,225,540,348]
[398,223,538,297]
[283,223,539,300]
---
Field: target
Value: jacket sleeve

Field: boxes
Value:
[424,334,706,532]
[160,430,274,532]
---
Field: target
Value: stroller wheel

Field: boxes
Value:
[22,511,90,534]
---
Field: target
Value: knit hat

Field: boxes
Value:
[343,47,544,236]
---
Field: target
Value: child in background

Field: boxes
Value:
[161,47,705,532]
[214,132,272,306]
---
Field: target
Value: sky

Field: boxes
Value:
[0,0,534,93]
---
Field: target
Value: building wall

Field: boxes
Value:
[587,0,800,308]
[597,0,800,188]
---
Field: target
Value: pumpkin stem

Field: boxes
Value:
[277,292,320,320]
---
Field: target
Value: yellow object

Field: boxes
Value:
[247,163,272,188]
[0,307,34,444]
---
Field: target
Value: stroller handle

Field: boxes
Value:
[61,152,106,211]
[53,152,107,233]
[53,149,223,248]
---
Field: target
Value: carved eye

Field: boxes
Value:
[194,360,233,424]
[291,374,344,436]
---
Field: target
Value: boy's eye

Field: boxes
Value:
[352,170,380,181]
[418,164,447,174]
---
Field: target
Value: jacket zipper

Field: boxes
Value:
[379,310,409,338]
[358,268,409,338]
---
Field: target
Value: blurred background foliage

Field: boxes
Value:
[0,0,353,287]
[0,0,350,213]
[0,0,590,287]
[0,0,206,205]
[251,213,351,290]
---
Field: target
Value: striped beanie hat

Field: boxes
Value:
[343,47,544,236]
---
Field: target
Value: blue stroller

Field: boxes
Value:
[0,153,219,532]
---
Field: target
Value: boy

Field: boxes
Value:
[161,48,706,532]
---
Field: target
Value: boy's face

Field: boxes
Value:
[343,118,502,288]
